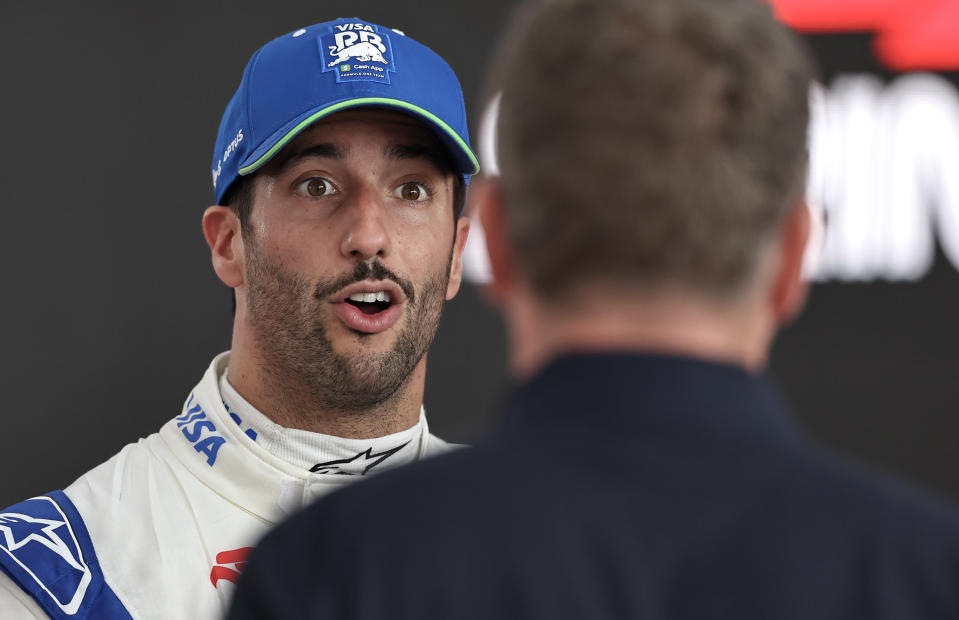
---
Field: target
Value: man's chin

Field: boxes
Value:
[328,347,408,381]
[315,353,415,411]
[329,329,401,355]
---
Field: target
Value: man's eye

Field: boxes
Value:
[301,177,337,197]
[394,182,430,202]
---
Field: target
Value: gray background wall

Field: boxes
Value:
[2,1,957,508]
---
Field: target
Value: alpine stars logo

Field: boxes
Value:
[0,514,85,573]
[0,497,92,615]
[310,441,410,475]
[210,547,253,587]
[320,22,395,84]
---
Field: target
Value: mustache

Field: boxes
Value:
[313,261,416,305]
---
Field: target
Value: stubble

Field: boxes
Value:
[244,237,450,419]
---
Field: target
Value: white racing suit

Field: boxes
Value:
[0,353,455,619]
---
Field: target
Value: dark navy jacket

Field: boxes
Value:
[228,354,959,619]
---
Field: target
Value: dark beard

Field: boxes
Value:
[244,239,450,414]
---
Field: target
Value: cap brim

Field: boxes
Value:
[237,97,480,178]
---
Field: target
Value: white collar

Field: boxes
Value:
[217,369,426,475]
[159,352,435,523]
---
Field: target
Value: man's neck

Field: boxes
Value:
[506,285,774,379]
[226,333,425,439]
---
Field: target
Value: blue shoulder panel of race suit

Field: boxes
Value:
[0,491,132,619]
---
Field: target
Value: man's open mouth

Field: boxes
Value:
[333,282,404,334]
[345,291,392,315]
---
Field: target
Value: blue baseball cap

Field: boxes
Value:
[211,17,480,205]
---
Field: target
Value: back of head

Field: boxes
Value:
[489,0,813,303]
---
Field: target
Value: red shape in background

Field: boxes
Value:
[209,547,254,587]
[768,0,959,71]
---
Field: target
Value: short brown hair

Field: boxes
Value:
[489,0,813,300]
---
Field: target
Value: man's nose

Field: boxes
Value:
[339,187,391,260]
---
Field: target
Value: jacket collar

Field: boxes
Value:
[159,352,436,523]
[505,353,801,445]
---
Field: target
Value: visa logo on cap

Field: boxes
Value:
[320,22,396,84]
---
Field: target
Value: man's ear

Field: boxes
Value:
[770,201,811,325]
[445,216,471,300]
[475,177,516,306]
[202,206,245,288]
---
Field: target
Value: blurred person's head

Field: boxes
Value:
[475,0,814,375]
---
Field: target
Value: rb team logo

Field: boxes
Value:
[319,22,396,84]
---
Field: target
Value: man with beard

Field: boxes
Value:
[0,17,477,619]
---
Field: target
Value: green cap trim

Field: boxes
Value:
[238,97,480,176]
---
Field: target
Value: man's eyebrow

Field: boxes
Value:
[386,143,451,174]
[272,143,345,173]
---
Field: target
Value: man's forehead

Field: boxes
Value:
[265,107,455,176]
[288,108,443,150]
